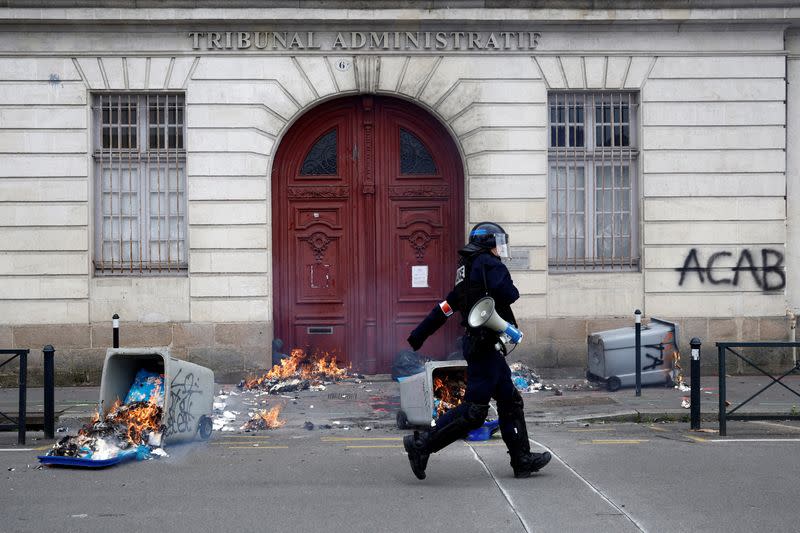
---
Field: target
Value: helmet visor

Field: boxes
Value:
[494,233,509,258]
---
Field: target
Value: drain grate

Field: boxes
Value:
[328,392,357,400]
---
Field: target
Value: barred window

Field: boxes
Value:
[548,92,639,271]
[92,94,186,274]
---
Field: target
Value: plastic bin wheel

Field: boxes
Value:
[606,376,621,392]
[396,410,410,430]
[198,415,213,440]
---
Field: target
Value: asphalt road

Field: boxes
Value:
[3,418,800,533]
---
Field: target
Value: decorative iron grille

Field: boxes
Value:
[548,92,640,271]
[300,129,338,175]
[92,93,187,274]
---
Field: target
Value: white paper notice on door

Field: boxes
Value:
[411,265,429,288]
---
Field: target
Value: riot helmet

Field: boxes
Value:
[460,221,510,258]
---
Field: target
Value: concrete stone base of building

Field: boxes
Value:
[0,317,793,385]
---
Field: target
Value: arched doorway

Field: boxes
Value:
[271,95,464,373]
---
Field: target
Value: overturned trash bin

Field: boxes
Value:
[396,360,466,429]
[587,318,679,392]
[100,348,214,442]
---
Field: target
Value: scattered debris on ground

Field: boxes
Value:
[213,347,373,433]
[509,362,543,392]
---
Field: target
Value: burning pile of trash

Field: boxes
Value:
[46,369,166,461]
[433,370,466,417]
[240,405,286,431]
[238,348,351,394]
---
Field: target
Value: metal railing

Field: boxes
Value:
[0,347,56,445]
[717,341,800,436]
[0,349,28,445]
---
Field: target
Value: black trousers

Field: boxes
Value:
[434,345,517,436]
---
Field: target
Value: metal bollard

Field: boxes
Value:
[43,345,55,439]
[634,309,642,397]
[18,350,27,446]
[690,338,701,430]
[112,313,120,349]
[718,343,727,436]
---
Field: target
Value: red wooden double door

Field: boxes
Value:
[272,96,464,373]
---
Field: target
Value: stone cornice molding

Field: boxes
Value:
[0,7,799,25]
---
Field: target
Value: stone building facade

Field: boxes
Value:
[0,2,797,382]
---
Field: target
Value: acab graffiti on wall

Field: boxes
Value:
[675,248,785,292]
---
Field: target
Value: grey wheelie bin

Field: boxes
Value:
[587,318,679,391]
[99,347,215,443]
[396,360,467,429]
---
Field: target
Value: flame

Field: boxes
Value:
[242,405,286,430]
[433,371,467,417]
[243,347,350,390]
[672,351,685,387]
[49,374,165,460]
[119,394,162,444]
[79,389,163,446]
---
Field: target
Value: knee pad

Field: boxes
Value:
[464,402,490,430]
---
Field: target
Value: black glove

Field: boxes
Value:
[407,333,424,351]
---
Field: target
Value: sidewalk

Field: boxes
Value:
[2,373,799,447]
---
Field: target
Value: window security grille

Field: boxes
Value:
[92,94,187,274]
[548,92,639,271]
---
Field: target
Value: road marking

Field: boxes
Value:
[228,444,289,450]
[215,435,272,439]
[0,448,34,452]
[467,443,533,533]
[647,425,669,433]
[321,437,401,442]
[344,445,403,449]
[530,437,646,533]
[752,420,800,432]
[568,428,615,432]
[683,434,708,443]
[464,442,504,447]
[583,439,649,445]
[708,438,800,443]
[211,440,272,446]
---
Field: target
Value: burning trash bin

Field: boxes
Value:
[40,348,214,467]
[99,348,215,443]
[587,318,679,391]
[396,360,467,429]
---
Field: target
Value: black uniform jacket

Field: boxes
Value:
[407,251,519,352]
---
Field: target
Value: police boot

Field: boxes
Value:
[510,450,552,478]
[403,431,431,480]
[403,402,489,480]
[499,390,552,478]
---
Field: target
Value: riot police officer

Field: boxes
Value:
[403,222,551,480]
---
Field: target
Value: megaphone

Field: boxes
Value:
[467,296,524,346]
